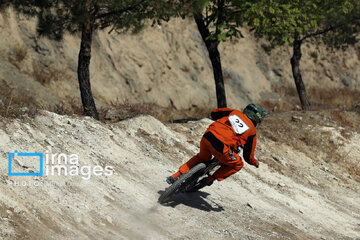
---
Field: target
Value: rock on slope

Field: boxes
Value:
[0,111,359,240]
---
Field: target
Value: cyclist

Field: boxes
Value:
[166,104,268,190]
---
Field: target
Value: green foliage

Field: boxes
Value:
[243,0,360,47]
[191,0,245,44]
[7,0,192,40]
[261,43,273,55]
[310,51,318,62]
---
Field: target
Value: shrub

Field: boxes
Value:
[32,62,72,85]
[8,44,28,69]
[310,51,318,63]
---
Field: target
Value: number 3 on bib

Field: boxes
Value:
[228,115,249,134]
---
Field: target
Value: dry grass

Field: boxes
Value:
[0,81,79,119]
[259,110,358,167]
[12,44,28,62]
[32,62,72,85]
[0,82,38,118]
[330,110,352,128]
[8,44,28,69]
[265,86,360,112]
[309,87,360,110]
[99,101,212,123]
[0,85,212,123]
[98,101,156,122]
[346,166,360,182]
[259,110,360,184]
[8,44,73,86]
[51,98,83,117]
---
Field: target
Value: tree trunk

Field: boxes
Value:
[290,39,311,110]
[194,14,227,108]
[77,18,99,119]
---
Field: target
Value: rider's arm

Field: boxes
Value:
[243,134,259,167]
[211,108,235,120]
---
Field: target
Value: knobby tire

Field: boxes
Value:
[158,163,206,204]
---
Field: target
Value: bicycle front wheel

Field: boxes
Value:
[158,163,206,204]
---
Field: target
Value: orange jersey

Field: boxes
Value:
[207,108,258,166]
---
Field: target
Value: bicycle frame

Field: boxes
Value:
[181,157,220,192]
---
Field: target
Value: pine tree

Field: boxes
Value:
[243,0,360,110]
[190,0,244,108]
[7,0,188,119]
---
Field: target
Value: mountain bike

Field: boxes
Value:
[158,157,220,204]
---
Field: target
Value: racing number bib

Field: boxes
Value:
[229,115,249,134]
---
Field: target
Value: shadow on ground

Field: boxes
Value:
[158,190,224,212]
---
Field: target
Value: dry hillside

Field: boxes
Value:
[0,7,359,240]
[0,9,359,120]
[0,111,359,239]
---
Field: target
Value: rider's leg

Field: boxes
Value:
[179,137,213,174]
[212,148,244,181]
[190,175,215,191]
[169,137,213,181]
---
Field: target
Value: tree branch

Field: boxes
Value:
[215,0,225,35]
[301,26,334,41]
[194,13,212,46]
[204,13,216,27]
[205,6,208,25]
[95,0,146,20]
[301,16,360,41]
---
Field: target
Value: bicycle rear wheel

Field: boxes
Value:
[158,163,206,204]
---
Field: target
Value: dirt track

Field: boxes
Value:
[0,111,359,239]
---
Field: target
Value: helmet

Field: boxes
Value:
[243,104,268,127]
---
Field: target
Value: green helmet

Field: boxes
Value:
[243,104,268,127]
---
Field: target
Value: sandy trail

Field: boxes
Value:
[0,111,359,240]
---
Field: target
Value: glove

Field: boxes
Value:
[234,145,242,154]
[228,149,238,161]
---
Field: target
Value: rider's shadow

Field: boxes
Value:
[158,190,224,212]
